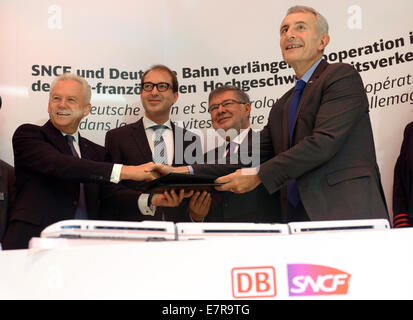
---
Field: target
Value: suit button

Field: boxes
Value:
[73,201,78,206]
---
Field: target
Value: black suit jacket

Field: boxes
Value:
[104,118,202,222]
[393,122,413,227]
[0,160,15,242]
[2,120,114,248]
[204,130,282,223]
[258,60,388,221]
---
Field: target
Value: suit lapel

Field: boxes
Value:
[171,122,178,165]
[282,88,295,150]
[131,118,153,163]
[171,123,195,166]
[295,59,328,119]
[78,134,93,160]
[42,120,73,156]
[290,59,329,143]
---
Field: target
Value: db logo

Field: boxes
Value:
[287,264,351,296]
[231,266,276,298]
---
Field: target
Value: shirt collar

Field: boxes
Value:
[61,130,79,143]
[299,58,323,83]
[143,115,172,130]
[226,127,251,146]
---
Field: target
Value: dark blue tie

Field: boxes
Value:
[287,80,306,207]
[66,135,88,219]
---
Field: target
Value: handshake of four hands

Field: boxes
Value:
[120,162,262,222]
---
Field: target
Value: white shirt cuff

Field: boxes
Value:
[138,193,156,216]
[187,165,194,175]
[110,164,123,183]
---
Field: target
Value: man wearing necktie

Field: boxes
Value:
[2,74,164,250]
[0,159,15,247]
[211,6,389,223]
[188,85,281,223]
[104,65,202,222]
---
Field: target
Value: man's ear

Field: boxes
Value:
[244,103,251,117]
[83,103,91,117]
[318,33,330,51]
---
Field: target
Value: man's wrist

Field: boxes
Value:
[189,210,205,222]
[119,165,131,180]
[173,166,190,174]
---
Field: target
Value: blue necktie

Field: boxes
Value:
[287,80,306,207]
[152,125,168,164]
[66,135,88,219]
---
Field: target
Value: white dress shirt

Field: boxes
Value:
[138,116,175,216]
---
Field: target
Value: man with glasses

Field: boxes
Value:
[104,64,201,222]
[188,85,281,223]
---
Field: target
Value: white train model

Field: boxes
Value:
[40,219,177,241]
[40,218,391,242]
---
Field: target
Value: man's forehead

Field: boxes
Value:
[144,69,172,82]
[210,91,238,103]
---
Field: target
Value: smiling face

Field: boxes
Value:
[48,79,91,134]
[210,90,251,132]
[140,68,178,124]
[280,11,329,78]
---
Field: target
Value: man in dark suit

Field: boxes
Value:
[188,85,281,223]
[392,122,413,228]
[2,73,181,250]
[186,6,388,223]
[0,159,15,245]
[104,64,202,222]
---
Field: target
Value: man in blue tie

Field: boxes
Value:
[210,6,389,222]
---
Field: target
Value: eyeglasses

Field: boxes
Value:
[208,99,245,113]
[142,82,172,92]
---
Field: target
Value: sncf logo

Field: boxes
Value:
[231,266,276,299]
[287,264,351,296]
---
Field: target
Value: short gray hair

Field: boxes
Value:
[208,85,251,105]
[50,73,92,105]
[286,5,329,35]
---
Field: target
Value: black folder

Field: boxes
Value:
[139,173,223,193]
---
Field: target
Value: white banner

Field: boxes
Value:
[1,0,413,218]
[0,228,412,299]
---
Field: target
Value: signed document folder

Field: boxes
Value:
[139,173,223,193]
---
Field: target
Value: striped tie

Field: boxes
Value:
[225,141,238,164]
[152,125,168,164]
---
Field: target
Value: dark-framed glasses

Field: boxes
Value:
[208,99,245,113]
[142,82,172,92]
